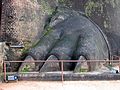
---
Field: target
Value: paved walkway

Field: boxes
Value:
[0,81,120,90]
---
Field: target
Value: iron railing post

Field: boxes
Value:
[61,60,64,82]
[4,62,6,82]
[119,57,120,72]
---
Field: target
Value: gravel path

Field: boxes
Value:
[0,81,120,90]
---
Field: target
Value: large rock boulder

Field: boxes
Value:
[1,0,58,71]
[28,7,110,71]
[1,0,43,43]
[18,55,35,72]
[40,55,60,72]
[74,56,88,73]
[1,0,113,72]
[1,0,58,44]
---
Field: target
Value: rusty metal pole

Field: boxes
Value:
[119,57,120,72]
[4,62,6,82]
[61,60,64,82]
[111,56,113,66]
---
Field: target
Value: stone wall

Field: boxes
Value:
[0,42,5,82]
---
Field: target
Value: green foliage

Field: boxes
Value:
[85,0,118,17]
[105,0,117,8]
[79,68,88,72]
[58,0,72,7]
[21,65,30,72]
[75,67,88,73]
[31,26,53,48]
[21,26,53,54]
[20,0,58,55]
[41,0,55,15]
[84,0,104,16]
[31,6,57,48]
[21,49,29,56]
[44,26,53,36]
[20,42,31,56]
[58,0,65,3]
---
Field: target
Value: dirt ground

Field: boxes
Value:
[0,81,120,90]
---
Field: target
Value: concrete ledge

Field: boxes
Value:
[5,71,120,81]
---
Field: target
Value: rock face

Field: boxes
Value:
[1,0,58,71]
[1,0,43,43]
[40,55,60,72]
[74,56,88,73]
[1,0,114,72]
[0,42,6,82]
[60,0,120,57]
[1,0,58,44]
[18,56,35,72]
[29,7,110,71]
[0,42,6,68]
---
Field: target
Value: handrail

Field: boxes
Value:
[3,59,120,63]
[3,59,120,82]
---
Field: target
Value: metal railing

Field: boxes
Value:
[3,59,120,82]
